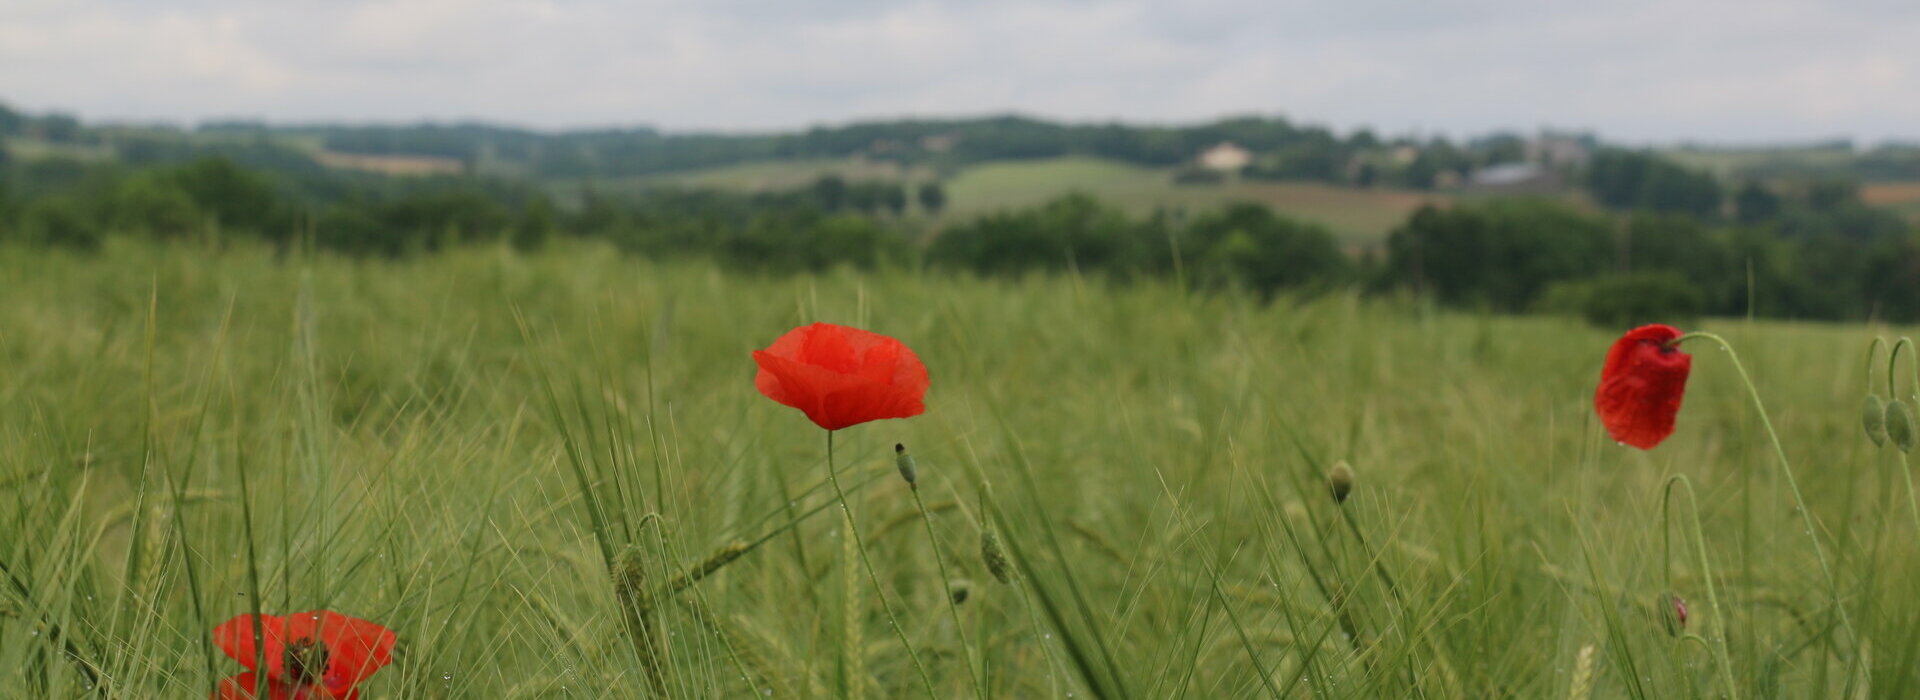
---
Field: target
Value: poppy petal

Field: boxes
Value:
[753,323,930,431]
[796,323,861,374]
[213,614,288,674]
[305,611,397,691]
[819,380,926,430]
[1595,324,1692,449]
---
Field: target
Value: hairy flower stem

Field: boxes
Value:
[1661,475,1740,699]
[823,431,939,697]
[1671,331,1857,647]
[1899,453,1920,535]
[1885,338,1920,533]
[910,485,987,700]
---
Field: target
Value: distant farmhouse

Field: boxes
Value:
[1198,142,1252,172]
[1465,162,1562,194]
[1527,131,1593,168]
[1463,130,1593,194]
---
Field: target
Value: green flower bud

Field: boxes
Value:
[1888,399,1918,453]
[1328,460,1356,504]
[894,443,917,488]
[1863,394,1888,447]
[981,529,1014,584]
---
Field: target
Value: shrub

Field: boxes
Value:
[1180,203,1348,295]
[1538,273,1702,327]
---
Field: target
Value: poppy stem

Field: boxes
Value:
[910,483,988,700]
[1660,475,1739,699]
[1876,338,1920,534]
[1886,337,1914,401]
[1667,331,1858,649]
[822,431,940,697]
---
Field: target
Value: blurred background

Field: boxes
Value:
[2,0,1918,322]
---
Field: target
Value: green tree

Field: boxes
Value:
[926,194,1151,277]
[1538,272,1702,327]
[1586,149,1722,217]
[811,175,848,211]
[917,182,947,214]
[512,194,557,252]
[19,196,104,250]
[1180,203,1348,295]
[1385,200,1612,311]
[109,175,204,239]
[1734,181,1782,223]
[164,157,290,237]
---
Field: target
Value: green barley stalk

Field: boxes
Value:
[903,453,986,700]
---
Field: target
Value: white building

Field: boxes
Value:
[1198,142,1252,171]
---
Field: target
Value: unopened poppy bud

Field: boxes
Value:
[894,443,917,488]
[1659,592,1688,637]
[1863,394,1889,447]
[981,529,1014,584]
[1327,461,1355,504]
[949,578,972,605]
[1889,399,1918,453]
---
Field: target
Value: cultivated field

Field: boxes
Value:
[942,157,1444,242]
[1863,182,1920,224]
[1,242,1917,697]
[624,156,1444,242]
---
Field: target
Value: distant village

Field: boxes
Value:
[1191,131,1595,193]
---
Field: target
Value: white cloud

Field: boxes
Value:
[0,0,1915,142]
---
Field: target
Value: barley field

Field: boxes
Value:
[1,240,1916,698]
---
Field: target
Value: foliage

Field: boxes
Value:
[925,193,1161,278]
[1383,200,1612,311]
[1538,272,1703,327]
[1587,148,1724,217]
[917,181,947,214]
[3,145,1919,321]
[1179,202,1349,295]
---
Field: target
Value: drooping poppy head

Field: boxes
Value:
[212,610,396,699]
[753,323,929,431]
[1594,324,1692,450]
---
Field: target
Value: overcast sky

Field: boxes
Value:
[2,0,1916,144]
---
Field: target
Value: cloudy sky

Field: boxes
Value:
[2,0,1916,143]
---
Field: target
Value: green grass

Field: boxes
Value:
[3,240,1919,697]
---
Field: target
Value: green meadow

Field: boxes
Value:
[2,241,1918,698]
[942,157,1442,242]
[634,155,1442,242]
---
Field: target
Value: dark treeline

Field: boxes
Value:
[5,99,1920,324]
[0,153,1354,296]
[5,153,1918,323]
[1388,201,1920,323]
[0,102,1576,190]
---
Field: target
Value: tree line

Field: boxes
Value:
[3,147,1918,323]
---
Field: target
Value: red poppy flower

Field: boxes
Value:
[211,610,396,700]
[1594,324,1692,450]
[753,322,929,431]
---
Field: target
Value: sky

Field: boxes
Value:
[2,0,1917,144]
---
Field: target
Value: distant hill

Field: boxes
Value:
[6,99,1918,233]
[0,102,1520,189]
